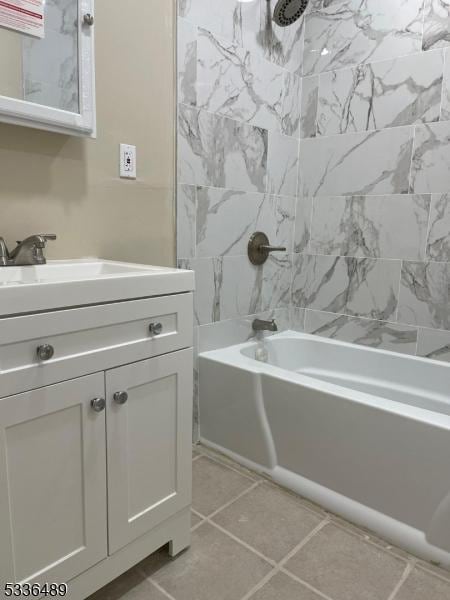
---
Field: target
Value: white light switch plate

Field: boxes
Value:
[120,144,137,179]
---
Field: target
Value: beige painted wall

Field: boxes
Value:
[0,0,176,266]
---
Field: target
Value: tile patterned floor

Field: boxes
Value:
[89,445,450,600]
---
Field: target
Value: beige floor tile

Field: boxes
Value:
[212,482,324,561]
[87,568,167,600]
[418,560,450,582]
[191,511,203,529]
[395,567,450,599]
[249,572,323,600]
[329,515,410,560]
[139,522,272,600]
[197,445,260,480]
[192,455,254,516]
[285,522,405,600]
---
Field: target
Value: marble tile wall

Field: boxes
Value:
[177,0,450,437]
[291,0,450,365]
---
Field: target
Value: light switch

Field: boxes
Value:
[120,144,137,179]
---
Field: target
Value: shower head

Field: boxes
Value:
[273,0,309,27]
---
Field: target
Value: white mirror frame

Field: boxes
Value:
[0,0,96,137]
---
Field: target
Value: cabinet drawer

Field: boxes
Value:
[0,293,193,398]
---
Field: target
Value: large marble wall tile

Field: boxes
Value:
[423,0,450,51]
[260,254,292,310]
[178,105,268,191]
[178,257,223,325]
[256,195,296,253]
[303,0,424,76]
[426,194,450,260]
[300,127,414,197]
[416,327,450,362]
[177,184,197,259]
[291,254,401,320]
[281,73,302,137]
[290,306,306,331]
[220,256,264,319]
[398,261,450,329]
[310,194,431,260]
[304,309,418,354]
[179,253,290,329]
[178,18,198,106]
[196,188,265,258]
[300,75,319,138]
[198,307,292,353]
[267,131,299,197]
[178,0,261,52]
[410,121,450,194]
[317,51,443,136]
[262,0,306,75]
[196,29,301,135]
[294,197,313,253]
[441,48,450,120]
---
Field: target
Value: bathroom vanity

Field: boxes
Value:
[0,259,194,598]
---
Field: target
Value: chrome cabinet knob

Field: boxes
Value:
[36,344,54,361]
[113,391,128,405]
[149,322,163,336]
[83,13,94,25]
[91,398,106,413]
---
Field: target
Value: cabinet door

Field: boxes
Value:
[106,349,193,553]
[0,374,107,585]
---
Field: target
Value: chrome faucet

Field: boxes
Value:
[252,318,278,332]
[0,234,57,266]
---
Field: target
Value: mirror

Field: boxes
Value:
[0,0,95,136]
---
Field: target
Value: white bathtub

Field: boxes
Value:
[199,331,450,567]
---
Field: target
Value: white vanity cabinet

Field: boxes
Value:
[0,274,194,600]
[0,374,108,586]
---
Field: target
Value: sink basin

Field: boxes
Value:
[0,259,195,316]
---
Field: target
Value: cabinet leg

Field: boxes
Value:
[169,519,191,557]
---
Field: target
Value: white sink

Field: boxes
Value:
[0,259,195,316]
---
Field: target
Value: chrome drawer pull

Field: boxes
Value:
[149,322,163,336]
[113,391,128,405]
[91,398,106,413]
[36,344,54,361]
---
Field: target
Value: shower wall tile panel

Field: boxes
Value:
[177,0,450,438]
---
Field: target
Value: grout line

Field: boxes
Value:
[207,518,278,566]
[179,97,450,148]
[407,125,417,195]
[195,449,260,482]
[240,569,279,600]
[418,563,450,583]
[205,481,260,520]
[393,259,403,324]
[327,517,410,563]
[146,577,177,600]
[182,250,450,266]
[440,48,447,121]
[280,569,335,600]
[191,518,206,532]
[279,518,331,567]
[388,560,416,600]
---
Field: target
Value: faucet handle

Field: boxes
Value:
[0,237,10,266]
[35,234,57,248]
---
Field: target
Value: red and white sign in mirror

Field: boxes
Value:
[0,0,44,38]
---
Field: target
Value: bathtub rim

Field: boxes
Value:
[198,330,450,428]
